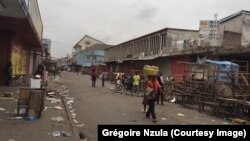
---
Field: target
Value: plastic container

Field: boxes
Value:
[25,116,37,121]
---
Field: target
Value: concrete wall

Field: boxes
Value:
[220,15,242,34]
[163,29,198,53]
[223,31,241,48]
[242,14,250,47]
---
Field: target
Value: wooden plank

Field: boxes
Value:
[241,73,249,86]
[28,90,43,117]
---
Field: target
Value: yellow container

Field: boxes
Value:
[143,65,159,76]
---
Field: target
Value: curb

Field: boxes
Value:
[61,96,79,138]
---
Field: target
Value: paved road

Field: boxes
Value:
[60,71,230,141]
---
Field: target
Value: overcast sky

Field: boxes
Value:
[38,0,250,58]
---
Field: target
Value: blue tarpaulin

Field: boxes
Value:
[205,59,239,83]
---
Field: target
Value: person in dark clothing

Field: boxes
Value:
[156,72,164,105]
[91,66,97,88]
[5,62,12,86]
[76,66,80,75]
[100,71,107,87]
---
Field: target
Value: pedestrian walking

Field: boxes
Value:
[91,66,97,88]
[142,75,152,113]
[100,71,107,87]
[132,72,140,96]
[146,76,159,123]
[157,72,164,105]
[76,66,80,75]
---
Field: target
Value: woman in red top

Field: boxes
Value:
[145,76,159,123]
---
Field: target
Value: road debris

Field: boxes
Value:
[46,98,61,104]
[76,124,85,127]
[169,96,176,103]
[177,113,185,117]
[54,106,63,110]
[73,119,79,124]
[161,117,167,121]
[7,117,23,120]
[0,107,6,111]
[51,116,64,122]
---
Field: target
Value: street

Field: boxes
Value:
[60,71,230,141]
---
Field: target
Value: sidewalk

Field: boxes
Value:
[0,78,79,141]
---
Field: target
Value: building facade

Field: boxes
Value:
[0,0,43,85]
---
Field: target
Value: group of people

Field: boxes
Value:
[90,66,108,88]
[90,66,166,123]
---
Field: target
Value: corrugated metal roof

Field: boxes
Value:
[220,10,250,23]
[105,27,198,51]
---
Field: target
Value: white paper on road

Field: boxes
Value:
[76,124,85,127]
[177,113,185,117]
[73,119,79,124]
[169,96,176,103]
[51,116,64,122]
[161,117,167,120]
[7,117,23,120]
[54,106,63,110]
[72,113,77,118]
[67,99,74,105]
[0,108,6,111]
[46,98,61,104]
[48,92,55,95]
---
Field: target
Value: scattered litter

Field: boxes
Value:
[52,131,61,137]
[161,117,167,121]
[47,92,55,95]
[19,108,26,115]
[35,75,41,79]
[61,131,72,137]
[177,113,185,117]
[54,106,63,110]
[73,119,79,124]
[169,96,176,103]
[46,98,61,104]
[212,120,216,122]
[51,116,64,122]
[51,130,71,137]
[68,104,72,109]
[0,108,6,111]
[7,117,23,120]
[76,124,85,127]
[67,99,74,105]
[72,113,77,118]
[223,122,229,125]
[70,109,76,113]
